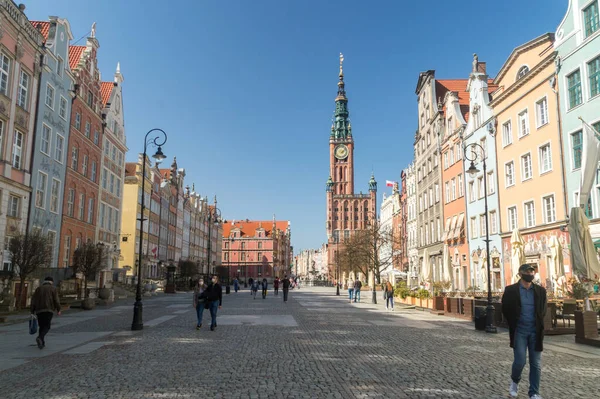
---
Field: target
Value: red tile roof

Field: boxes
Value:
[69,46,85,70]
[436,79,498,121]
[160,168,171,180]
[31,21,50,41]
[223,220,289,239]
[100,82,114,106]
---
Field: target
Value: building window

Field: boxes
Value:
[87,198,94,223]
[435,183,439,203]
[59,96,68,120]
[518,110,529,137]
[508,206,518,231]
[588,56,600,98]
[75,112,81,130]
[451,178,456,201]
[94,130,100,145]
[109,174,115,194]
[41,124,51,155]
[429,188,433,205]
[0,120,4,154]
[85,121,91,138]
[0,53,9,95]
[567,70,582,109]
[489,211,497,235]
[12,130,23,169]
[79,193,85,220]
[67,189,75,217]
[572,130,582,169]
[524,201,535,228]
[57,56,64,77]
[17,71,29,109]
[543,195,556,223]
[502,121,512,147]
[517,65,529,80]
[91,161,97,182]
[470,216,477,239]
[468,181,475,202]
[536,97,548,127]
[99,204,105,229]
[50,179,60,213]
[480,215,487,237]
[584,1,599,38]
[437,218,441,241]
[55,134,64,163]
[63,235,71,267]
[521,153,532,180]
[116,178,121,197]
[458,174,464,197]
[47,231,56,260]
[82,155,88,177]
[443,153,448,169]
[36,172,47,209]
[71,147,78,170]
[477,176,484,199]
[455,144,462,160]
[449,148,454,165]
[87,91,93,108]
[487,172,495,194]
[102,168,107,189]
[8,195,19,218]
[45,84,55,109]
[539,144,552,173]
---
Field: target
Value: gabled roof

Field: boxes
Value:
[125,162,137,177]
[223,220,290,239]
[100,82,114,106]
[31,21,50,41]
[69,45,85,70]
[493,33,554,85]
[436,78,498,121]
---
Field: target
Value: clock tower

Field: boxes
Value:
[325,54,377,282]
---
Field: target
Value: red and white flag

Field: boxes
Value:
[386,180,395,187]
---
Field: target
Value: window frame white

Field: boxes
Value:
[538,142,553,174]
[17,70,29,109]
[36,171,48,209]
[45,83,55,109]
[535,96,549,128]
[502,119,513,147]
[520,152,532,181]
[517,109,530,138]
[12,130,24,169]
[40,123,51,156]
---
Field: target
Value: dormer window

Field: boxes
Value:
[516,66,529,80]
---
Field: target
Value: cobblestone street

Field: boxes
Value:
[1,287,599,398]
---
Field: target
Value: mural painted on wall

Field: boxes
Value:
[502,230,571,270]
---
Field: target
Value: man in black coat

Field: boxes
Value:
[282,275,291,302]
[501,264,547,399]
[205,275,223,331]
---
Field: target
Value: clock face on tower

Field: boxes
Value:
[334,144,348,160]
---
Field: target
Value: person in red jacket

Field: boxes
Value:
[273,277,280,296]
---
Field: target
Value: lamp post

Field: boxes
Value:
[335,250,340,295]
[465,142,497,334]
[132,129,167,331]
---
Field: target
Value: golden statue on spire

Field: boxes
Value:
[339,52,344,77]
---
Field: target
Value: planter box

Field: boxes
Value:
[449,298,460,314]
[575,311,599,339]
[445,297,452,313]
[410,297,416,305]
[434,297,444,311]
[463,299,474,320]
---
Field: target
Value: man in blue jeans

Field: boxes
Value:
[502,264,547,399]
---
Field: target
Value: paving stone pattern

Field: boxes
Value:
[0,287,598,398]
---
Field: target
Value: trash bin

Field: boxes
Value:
[474,306,487,331]
[225,285,231,294]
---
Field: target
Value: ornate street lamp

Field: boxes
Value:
[132,129,167,331]
[465,142,497,334]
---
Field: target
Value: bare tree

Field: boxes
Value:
[338,222,403,285]
[178,259,197,280]
[72,242,107,299]
[8,230,52,309]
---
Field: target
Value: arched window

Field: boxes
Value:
[516,65,529,80]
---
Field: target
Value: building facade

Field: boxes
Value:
[463,57,502,291]
[439,79,469,291]
[404,163,418,286]
[28,18,74,269]
[414,71,444,285]
[58,30,104,268]
[295,245,328,279]
[493,34,571,287]
[325,56,377,282]
[555,0,600,237]
[379,189,395,274]
[222,219,291,281]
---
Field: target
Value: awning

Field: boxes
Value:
[453,213,465,240]
[448,215,458,241]
[440,217,452,241]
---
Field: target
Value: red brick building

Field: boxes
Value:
[222,219,291,282]
[58,32,103,267]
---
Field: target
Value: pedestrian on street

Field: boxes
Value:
[251,278,259,299]
[502,264,547,399]
[384,281,395,311]
[347,278,354,302]
[233,277,239,293]
[353,279,362,303]
[274,277,280,296]
[261,278,268,299]
[248,278,254,294]
[193,278,207,329]
[295,277,300,289]
[282,274,291,302]
[30,276,61,349]
[204,275,223,331]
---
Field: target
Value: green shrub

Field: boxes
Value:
[417,288,430,299]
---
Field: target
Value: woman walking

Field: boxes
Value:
[261,278,268,299]
[384,281,395,311]
[193,278,207,329]
[204,275,222,331]
[347,278,354,302]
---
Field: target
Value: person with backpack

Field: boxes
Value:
[193,278,207,329]
[353,279,362,303]
[282,274,291,302]
[30,276,61,349]
[261,278,268,299]
[204,275,222,331]
[251,278,260,299]
[273,277,280,296]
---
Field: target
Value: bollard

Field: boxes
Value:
[225,285,231,294]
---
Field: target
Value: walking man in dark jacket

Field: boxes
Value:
[282,275,291,302]
[30,277,61,349]
[204,275,223,331]
[502,264,547,399]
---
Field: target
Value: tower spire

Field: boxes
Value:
[332,52,351,140]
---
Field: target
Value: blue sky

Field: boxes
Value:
[26,0,567,253]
